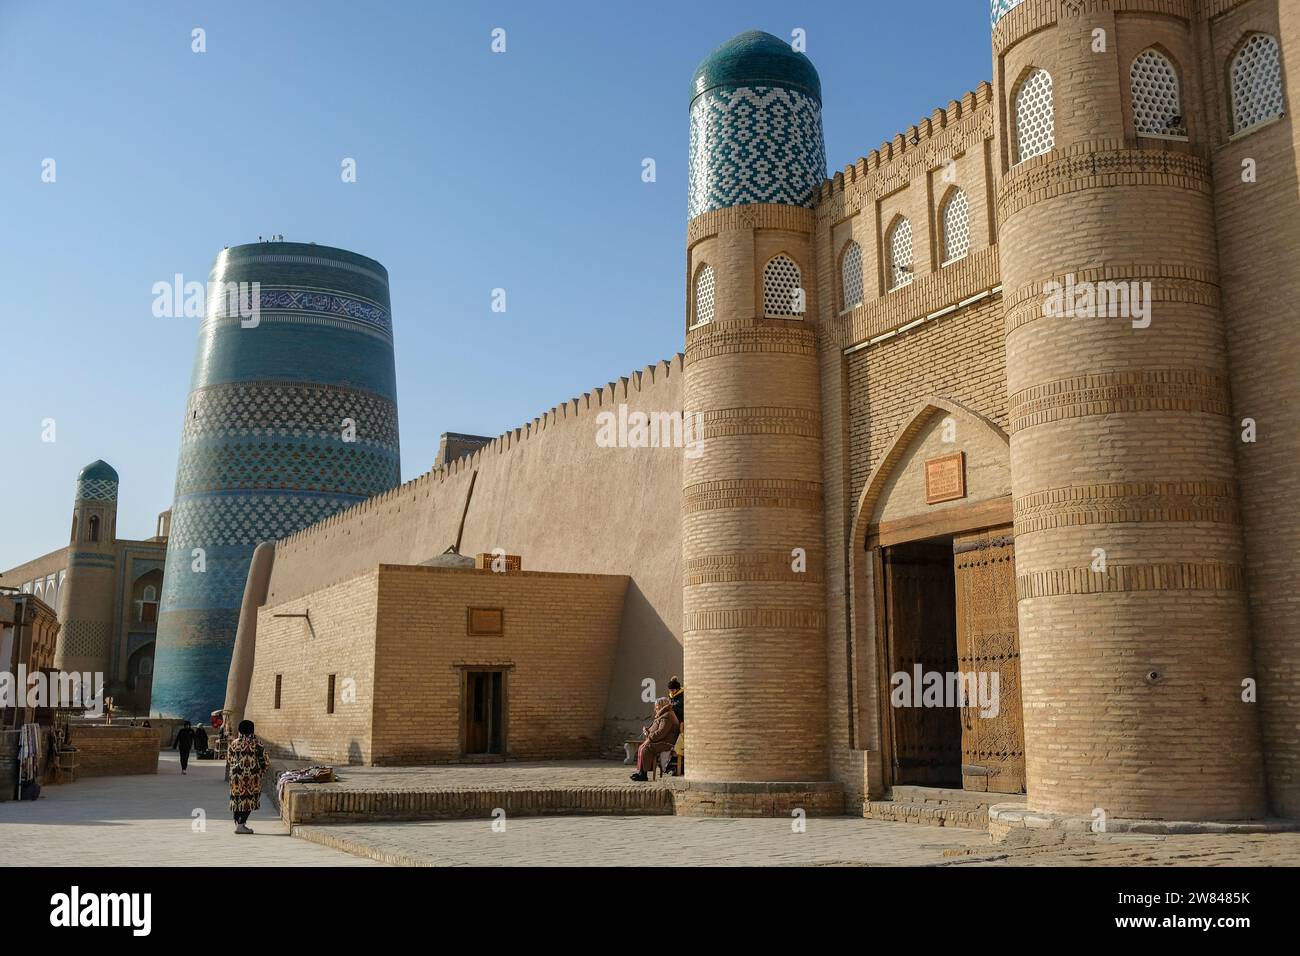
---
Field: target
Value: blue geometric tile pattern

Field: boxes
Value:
[687,31,826,219]
[688,85,826,218]
[991,0,1027,26]
[76,478,119,502]
[151,241,401,719]
[206,287,392,339]
[181,382,400,448]
[75,460,119,501]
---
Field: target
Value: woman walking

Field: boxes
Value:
[226,720,269,834]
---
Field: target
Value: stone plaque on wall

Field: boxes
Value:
[925,451,966,505]
[467,607,504,636]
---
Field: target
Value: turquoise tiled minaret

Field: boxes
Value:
[687,30,826,219]
[151,241,401,719]
[55,460,121,677]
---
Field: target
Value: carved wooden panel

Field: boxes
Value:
[953,527,1025,794]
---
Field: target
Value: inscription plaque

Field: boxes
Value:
[467,607,504,636]
[925,451,966,505]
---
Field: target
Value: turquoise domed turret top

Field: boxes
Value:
[687,30,827,219]
[78,460,118,482]
[690,30,821,106]
[75,460,119,501]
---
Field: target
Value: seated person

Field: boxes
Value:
[630,697,679,782]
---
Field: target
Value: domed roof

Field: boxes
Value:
[78,460,118,482]
[691,30,821,106]
[420,546,476,569]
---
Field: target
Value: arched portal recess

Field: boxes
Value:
[846,398,1026,798]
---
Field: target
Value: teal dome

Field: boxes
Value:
[78,460,118,482]
[691,31,821,106]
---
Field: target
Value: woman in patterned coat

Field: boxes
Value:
[227,719,269,834]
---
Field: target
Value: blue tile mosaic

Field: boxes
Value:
[151,242,401,719]
[687,32,825,219]
[75,460,119,501]
[991,0,1027,27]
[688,85,826,218]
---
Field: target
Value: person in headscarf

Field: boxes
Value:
[667,676,684,728]
[175,720,194,774]
[630,697,679,782]
[667,676,685,773]
[192,722,209,757]
[227,719,269,834]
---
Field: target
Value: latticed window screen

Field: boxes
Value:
[840,240,864,312]
[1015,69,1055,163]
[1131,50,1185,135]
[763,254,804,318]
[942,189,971,264]
[693,264,716,326]
[888,219,913,290]
[1231,34,1285,133]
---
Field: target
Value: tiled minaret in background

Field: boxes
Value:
[151,242,401,719]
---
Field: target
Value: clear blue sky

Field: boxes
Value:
[0,0,991,570]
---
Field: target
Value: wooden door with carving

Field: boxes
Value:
[952,527,1025,793]
[883,541,961,786]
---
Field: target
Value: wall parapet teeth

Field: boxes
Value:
[818,82,995,203]
[275,352,686,551]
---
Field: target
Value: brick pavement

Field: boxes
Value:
[941,831,1300,867]
[294,815,986,866]
[0,752,378,867]
[4,752,1297,867]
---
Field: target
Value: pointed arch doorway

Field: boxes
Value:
[850,399,1026,795]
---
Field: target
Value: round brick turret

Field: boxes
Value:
[992,0,1266,821]
[681,32,832,792]
[56,460,120,678]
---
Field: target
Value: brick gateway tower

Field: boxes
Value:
[679,32,841,814]
[991,0,1266,822]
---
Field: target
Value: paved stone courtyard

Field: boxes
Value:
[943,830,1300,867]
[293,815,984,866]
[3,754,1298,867]
[0,752,377,867]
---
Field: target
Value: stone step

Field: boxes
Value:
[888,785,1027,809]
[280,784,675,826]
[864,799,989,829]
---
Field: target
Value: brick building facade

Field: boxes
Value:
[1,461,168,715]
[219,1,1297,827]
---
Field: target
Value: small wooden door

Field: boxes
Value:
[883,541,962,786]
[463,670,505,755]
[952,527,1025,793]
